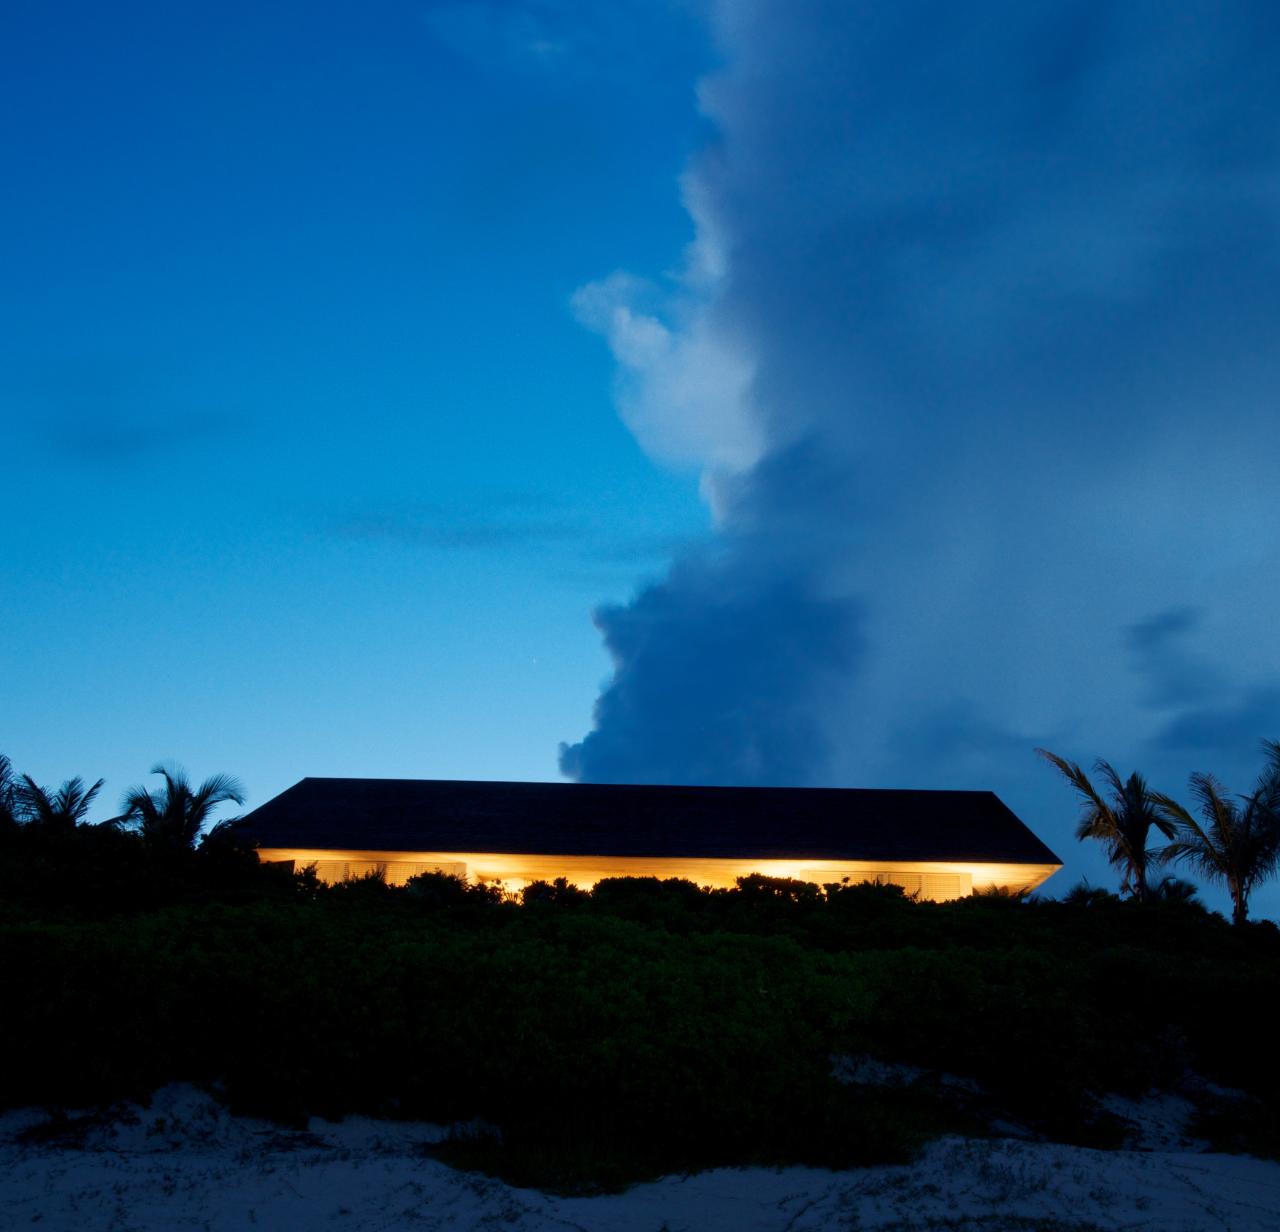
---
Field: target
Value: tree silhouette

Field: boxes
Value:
[0,754,22,831]
[1151,741,1280,925]
[1148,875,1200,903]
[118,764,245,852]
[1037,749,1175,902]
[17,774,105,832]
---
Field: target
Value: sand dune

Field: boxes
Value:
[4,1085,1278,1231]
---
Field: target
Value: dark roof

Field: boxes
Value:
[238,778,1061,866]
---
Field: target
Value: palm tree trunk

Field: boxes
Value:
[1229,877,1247,925]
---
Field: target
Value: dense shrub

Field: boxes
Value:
[2,821,1278,1187]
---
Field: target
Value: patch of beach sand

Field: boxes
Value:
[3,1085,1278,1231]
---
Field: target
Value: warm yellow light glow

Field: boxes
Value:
[256,847,1061,901]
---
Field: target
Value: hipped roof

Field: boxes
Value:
[238,777,1061,866]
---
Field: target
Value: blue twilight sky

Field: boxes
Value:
[5,1,1280,916]
[2,0,713,787]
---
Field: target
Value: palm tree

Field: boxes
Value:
[0,754,22,831]
[118,764,245,852]
[1151,741,1280,926]
[1148,875,1200,904]
[17,774,105,831]
[1037,749,1176,902]
[1062,879,1119,908]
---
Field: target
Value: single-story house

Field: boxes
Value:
[238,777,1061,901]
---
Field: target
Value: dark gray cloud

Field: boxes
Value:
[565,0,1280,847]
[888,702,1045,778]
[560,553,861,785]
[1127,609,1200,654]
[1124,606,1280,758]
[561,441,867,783]
[1125,607,1227,711]
[1154,688,1280,754]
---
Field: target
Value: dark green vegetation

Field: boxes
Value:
[2,751,1279,1191]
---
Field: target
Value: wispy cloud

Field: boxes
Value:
[418,1,677,78]
[44,413,235,462]
[333,510,586,551]
[5,361,237,462]
[330,505,697,572]
[583,532,698,566]
[420,2,569,70]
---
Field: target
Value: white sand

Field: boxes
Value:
[3,1085,1279,1231]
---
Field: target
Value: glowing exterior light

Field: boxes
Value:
[254,846,1059,900]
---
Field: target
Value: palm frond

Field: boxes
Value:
[18,776,55,824]
[1037,749,1108,813]
[1251,741,1280,815]
[1039,748,1172,899]
[121,763,246,850]
[0,755,23,825]
[1149,789,1193,828]
[1094,759,1127,801]
[118,783,162,828]
[1036,748,1115,841]
[1150,875,1200,902]
[59,777,103,819]
[191,773,246,813]
[17,774,103,826]
[1261,738,1280,775]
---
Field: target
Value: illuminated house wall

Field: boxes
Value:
[240,777,1063,901]
[252,847,1058,900]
